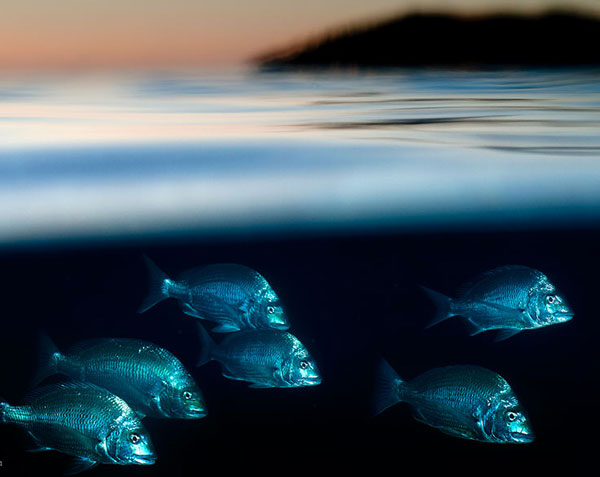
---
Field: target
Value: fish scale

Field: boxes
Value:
[36,337,206,419]
[423,265,573,339]
[375,362,534,443]
[197,327,321,388]
[139,256,290,333]
[408,367,502,424]
[182,266,269,328]
[217,331,287,371]
[0,382,154,467]
[66,340,177,386]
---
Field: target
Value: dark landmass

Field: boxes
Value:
[258,12,600,68]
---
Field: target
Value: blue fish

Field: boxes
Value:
[422,265,573,340]
[374,360,534,444]
[1,382,156,474]
[34,335,206,420]
[197,324,321,388]
[138,255,290,333]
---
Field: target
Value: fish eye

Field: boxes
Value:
[546,295,556,304]
[130,432,141,445]
[183,391,193,400]
[267,306,275,314]
[507,411,517,422]
[300,360,309,369]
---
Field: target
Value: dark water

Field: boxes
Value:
[0,227,597,474]
[1,68,599,474]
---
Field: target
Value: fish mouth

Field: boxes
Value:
[186,407,208,418]
[511,431,535,444]
[269,320,290,330]
[302,375,322,386]
[554,312,574,323]
[133,454,157,465]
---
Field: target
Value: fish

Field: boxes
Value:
[34,335,206,420]
[196,324,321,388]
[422,265,573,340]
[138,255,290,333]
[374,360,534,444]
[0,381,156,474]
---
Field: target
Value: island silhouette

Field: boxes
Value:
[258,11,600,68]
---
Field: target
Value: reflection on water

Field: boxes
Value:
[0,67,599,246]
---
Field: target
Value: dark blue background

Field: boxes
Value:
[0,226,596,475]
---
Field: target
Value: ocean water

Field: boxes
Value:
[1,67,599,474]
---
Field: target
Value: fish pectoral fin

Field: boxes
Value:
[460,301,525,334]
[479,300,524,315]
[202,296,246,321]
[413,412,477,441]
[26,446,52,453]
[248,383,273,389]
[64,457,99,475]
[221,370,247,382]
[411,410,429,426]
[463,319,485,336]
[494,329,522,342]
[25,433,52,453]
[181,303,205,319]
[211,324,241,333]
[437,426,478,441]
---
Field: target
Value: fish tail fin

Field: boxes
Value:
[196,323,216,367]
[138,254,170,313]
[31,331,63,387]
[0,399,9,423]
[421,286,455,328]
[1,399,31,426]
[0,398,21,425]
[372,357,405,416]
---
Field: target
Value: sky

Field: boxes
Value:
[0,0,599,69]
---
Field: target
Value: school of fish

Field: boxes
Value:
[0,259,573,472]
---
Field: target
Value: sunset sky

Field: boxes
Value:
[1,0,598,69]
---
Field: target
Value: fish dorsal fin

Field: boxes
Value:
[178,263,257,286]
[456,265,535,298]
[66,338,153,356]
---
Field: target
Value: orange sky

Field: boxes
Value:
[1,0,598,69]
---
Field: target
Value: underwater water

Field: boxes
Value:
[0,67,599,474]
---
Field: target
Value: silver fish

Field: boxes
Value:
[422,265,573,340]
[197,325,321,388]
[138,255,290,333]
[374,360,534,444]
[0,382,156,474]
[35,336,206,419]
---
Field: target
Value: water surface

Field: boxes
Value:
[1,67,599,246]
[0,68,598,474]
